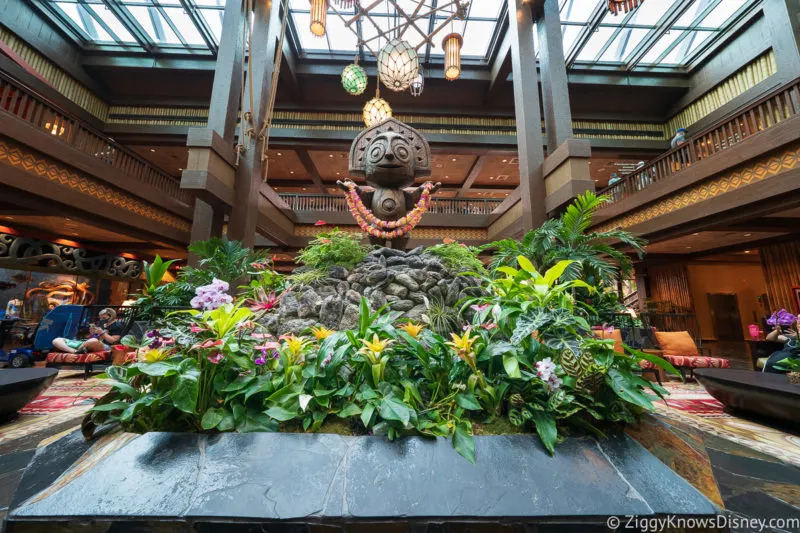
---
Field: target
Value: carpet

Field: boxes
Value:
[654,382,729,418]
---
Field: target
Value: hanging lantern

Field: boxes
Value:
[442,33,463,81]
[341,61,368,95]
[378,38,420,92]
[310,0,326,37]
[410,72,424,97]
[608,0,643,15]
[363,87,392,127]
[456,0,469,20]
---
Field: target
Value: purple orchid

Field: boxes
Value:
[767,309,797,327]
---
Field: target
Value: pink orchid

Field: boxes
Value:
[470,303,491,312]
[254,341,280,351]
[207,352,224,364]
[251,333,273,340]
[189,324,204,333]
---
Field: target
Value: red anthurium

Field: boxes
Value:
[191,339,224,350]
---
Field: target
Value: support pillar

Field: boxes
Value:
[182,0,245,264]
[227,0,281,248]
[506,0,547,231]
[534,0,574,154]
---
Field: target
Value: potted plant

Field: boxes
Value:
[775,357,800,384]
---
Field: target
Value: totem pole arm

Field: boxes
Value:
[337,180,374,207]
[405,181,442,208]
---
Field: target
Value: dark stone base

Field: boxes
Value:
[6,431,716,531]
[0,368,58,420]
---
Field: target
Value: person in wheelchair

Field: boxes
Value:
[51,308,124,354]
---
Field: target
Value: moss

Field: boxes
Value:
[473,417,530,436]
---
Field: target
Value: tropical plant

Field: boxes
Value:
[422,295,464,336]
[295,228,371,271]
[460,256,678,453]
[183,238,266,287]
[482,192,646,287]
[775,357,800,372]
[425,241,486,273]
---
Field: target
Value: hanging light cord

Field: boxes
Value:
[258,0,292,180]
[235,0,256,166]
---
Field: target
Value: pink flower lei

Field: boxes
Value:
[342,180,434,240]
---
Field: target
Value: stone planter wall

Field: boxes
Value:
[261,247,483,335]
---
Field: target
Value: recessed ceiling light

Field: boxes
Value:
[692,233,699,236]
[686,246,692,249]
[744,233,752,237]
[451,158,457,162]
[290,171,294,174]
[178,167,183,171]
[502,159,507,163]
[336,172,340,175]
[745,250,751,254]
[489,176,494,180]
[277,152,282,156]
[329,154,334,158]
[150,149,155,152]
[594,179,599,182]
[445,175,449,179]
[6,216,14,220]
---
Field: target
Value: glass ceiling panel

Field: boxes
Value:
[33,0,757,71]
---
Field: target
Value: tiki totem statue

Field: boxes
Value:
[338,118,441,248]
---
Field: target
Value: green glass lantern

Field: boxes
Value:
[341,62,368,96]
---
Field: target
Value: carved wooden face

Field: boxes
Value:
[364,131,415,188]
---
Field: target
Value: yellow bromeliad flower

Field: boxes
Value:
[360,334,394,356]
[446,330,478,357]
[311,326,335,341]
[282,335,310,358]
[399,322,425,339]
[140,348,169,364]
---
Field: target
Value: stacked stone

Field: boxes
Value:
[260,247,482,335]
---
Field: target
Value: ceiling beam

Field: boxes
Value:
[98,0,155,53]
[455,156,486,198]
[179,0,219,55]
[566,1,606,68]
[484,30,511,105]
[709,218,800,233]
[281,37,302,101]
[295,149,329,195]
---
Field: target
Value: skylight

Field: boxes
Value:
[29,0,759,71]
[288,0,505,63]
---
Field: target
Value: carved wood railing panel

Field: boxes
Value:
[0,71,192,206]
[279,193,503,216]
[599,78,800,207]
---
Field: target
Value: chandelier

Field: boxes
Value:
[608,0,643,15]
[309,0,326,37]
[410,72,424,97]
[378,39,420,92]
[363,86,392,127]
[341,60,368,96]
[442,33,463,81]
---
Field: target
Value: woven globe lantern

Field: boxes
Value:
[378,38,420,92]
[341,61,368,95]
[442,33,463,81]
[309,0,326,37]
[608,0,643,15]
[363,87,392,127]
[410,72,424,97]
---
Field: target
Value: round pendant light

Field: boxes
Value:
[608,0,643,15]
[442,33,463,82]
[378,38,420,92]
[310,0,327,37]
[342,61,368,96]
[363,87,392,127]
[410,72,424,97]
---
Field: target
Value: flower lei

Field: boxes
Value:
[343,180,434,239]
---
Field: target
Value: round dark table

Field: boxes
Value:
[0,368,58,419]
[694,368,800,427]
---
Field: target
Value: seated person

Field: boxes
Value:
[764,319,799,373]
[51,308,125,354]
[670,128,688,149]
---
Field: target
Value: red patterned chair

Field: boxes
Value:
[46,346,122,379]
[639,331,730,384]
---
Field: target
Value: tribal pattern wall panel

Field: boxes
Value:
[0,233,142,278]
[0,138,191,233]
[595,144,800,233]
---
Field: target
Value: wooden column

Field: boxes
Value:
[183,0,245,264]
[764,0,800,80]
[534,0,573,154]
[227,0,281,248]
[634,262,649,313]
[759,241,800,313]
[506,0,547,231]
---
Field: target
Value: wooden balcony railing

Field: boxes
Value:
[0,71,192,205]
[279,193,503,216]
[599,78,800,207]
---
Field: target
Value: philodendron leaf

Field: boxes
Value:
[338,402,362,418]
[265,406,298,422]
[361,403,376,427]
[453,420,476,464]
[379,397,411,426]
[532,411,558,455]
[455,392,482,411]
[502,353,521,379]
[201,408,226,430]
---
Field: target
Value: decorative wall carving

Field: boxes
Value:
[595,145,800,232]
[0,233,142,279]
[0,137,191,232]
[295,225,487,241]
